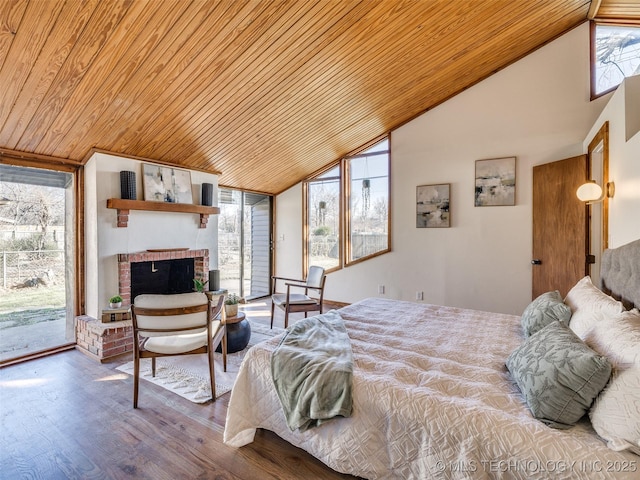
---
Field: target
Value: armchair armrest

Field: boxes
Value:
[284,282,322,291]
[272,275,304,283]
[272,275,305,294]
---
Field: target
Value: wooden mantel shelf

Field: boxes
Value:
[106,198,220,228]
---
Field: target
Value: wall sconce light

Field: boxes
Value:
[576,180,615,204]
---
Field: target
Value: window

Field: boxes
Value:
[304,137,390,272]
[346,139,390,264]
[218,189,272,299]
[0,164,76,363]
[591,23,640,98]
[305,166,341,272]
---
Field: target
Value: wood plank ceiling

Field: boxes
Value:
[0,0,636,195]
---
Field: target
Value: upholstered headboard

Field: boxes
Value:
[600,238,640,310]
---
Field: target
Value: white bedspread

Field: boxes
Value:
[224,298,638,479]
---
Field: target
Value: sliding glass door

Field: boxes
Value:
[218,189,272,300]
[0,164,76,363]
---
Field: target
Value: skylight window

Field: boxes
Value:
[592,23,640,98]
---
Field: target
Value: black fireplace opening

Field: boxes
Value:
[131,258,195,301]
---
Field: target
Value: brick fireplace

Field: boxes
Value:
[117,249,209,306]
[76,249,209,362]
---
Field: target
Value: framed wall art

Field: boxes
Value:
[416,183,450,228]
[142,164,193,204]
[474,157,516,206]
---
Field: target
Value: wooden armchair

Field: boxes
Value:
[131,292,226,408]
[270,266,326,328]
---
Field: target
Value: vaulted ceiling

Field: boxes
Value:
[0,0,637,195]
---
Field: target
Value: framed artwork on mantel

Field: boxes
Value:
[474,157,516,206]
[142,164,193,204]
[416,183,450,228]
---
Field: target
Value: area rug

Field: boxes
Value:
[116,320,283,403]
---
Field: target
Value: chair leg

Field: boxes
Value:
[284,307,289,329]
[152,357,156,377]
[270,301,275,329]
[133,355,140,409]
[222,330,227,372]
[208,347,216,401]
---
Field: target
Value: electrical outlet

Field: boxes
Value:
[378,285,385,295]
[416,291,424,301]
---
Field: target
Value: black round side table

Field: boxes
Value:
[217,311,251,353]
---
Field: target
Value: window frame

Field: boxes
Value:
[302,135,391,274]
[344,146,391,267]
[590,20,640,100]
[303,162,343,275]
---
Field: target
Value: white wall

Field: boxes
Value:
[84,152,219,318]
[275,23,614,315]
[584,74,640,248]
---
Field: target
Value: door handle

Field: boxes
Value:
[531,259,542,265]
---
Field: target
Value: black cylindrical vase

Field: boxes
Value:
[209,269,220,291]
[120,171,137,200]
[202,183,213,206]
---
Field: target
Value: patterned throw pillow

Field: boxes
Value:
[506,321,612,429]
[585,309,640,455]
[565,276,624,339]
[520,290,572,337]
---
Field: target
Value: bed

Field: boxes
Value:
[224,239,640,479]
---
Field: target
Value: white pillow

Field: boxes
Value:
[585,309,640,455]
[565,276,624,339]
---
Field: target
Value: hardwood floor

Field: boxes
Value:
[0,300,358,480]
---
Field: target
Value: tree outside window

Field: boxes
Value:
[592,23,640,97]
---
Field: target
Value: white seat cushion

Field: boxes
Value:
[143,320,222,354]
[272,293,318,306]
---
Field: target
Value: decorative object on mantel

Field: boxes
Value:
[109,295,123,309]
[106,198,219,228]
[202,183,213,206]
[416,183,450,228]
[119,170,137,200]
[209,269,220,291]
[142,163,193,204]
[475,157,516,206]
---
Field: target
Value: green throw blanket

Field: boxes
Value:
[271,310,353,431]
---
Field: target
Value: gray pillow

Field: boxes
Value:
[506,321,612,429]
[520,290,572,337]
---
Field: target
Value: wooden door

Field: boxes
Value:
[532,155,588,298]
